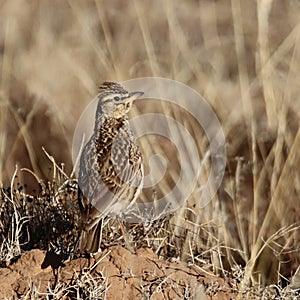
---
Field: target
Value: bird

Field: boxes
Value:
[77,82,144,253]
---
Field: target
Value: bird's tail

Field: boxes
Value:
[78,219,103,253]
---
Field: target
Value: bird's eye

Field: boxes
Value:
[114,96,120,101]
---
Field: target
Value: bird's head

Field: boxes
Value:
[96,82,143,119]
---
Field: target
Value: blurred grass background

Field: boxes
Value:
[0,0,300,290]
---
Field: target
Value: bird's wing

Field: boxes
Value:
[78,133,143,226]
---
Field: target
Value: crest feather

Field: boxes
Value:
[99,82,128,94]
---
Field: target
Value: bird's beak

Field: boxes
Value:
[126,91,144,103]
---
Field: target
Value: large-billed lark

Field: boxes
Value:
[78,82,144,253]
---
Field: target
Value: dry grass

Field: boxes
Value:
[0,0,300,298]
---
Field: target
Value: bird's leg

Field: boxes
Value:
[118,219,126,237]
[118,219,135,253]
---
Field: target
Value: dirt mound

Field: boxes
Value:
[0,246,235,299]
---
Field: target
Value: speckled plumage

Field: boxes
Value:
[78,82,144,252]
